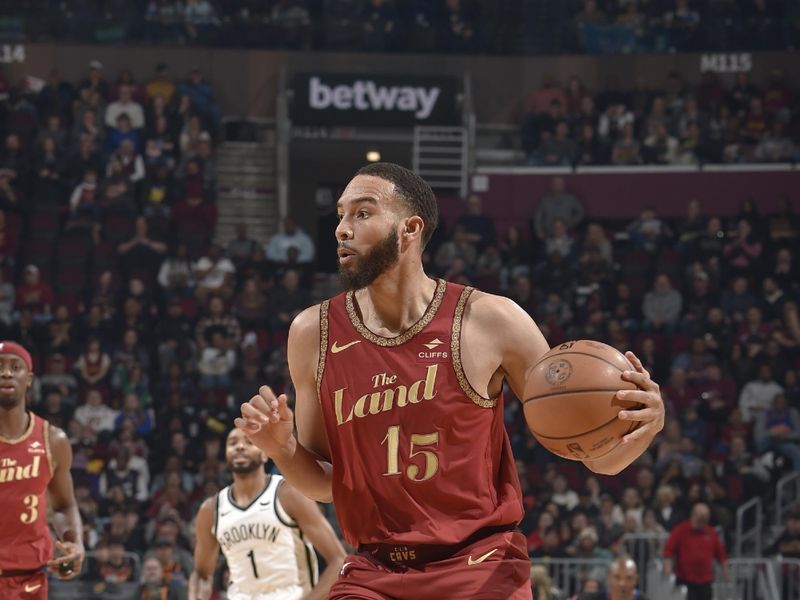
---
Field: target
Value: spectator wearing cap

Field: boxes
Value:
[663,503,730,600]
[79,60,109,100]
[14,264,54,322]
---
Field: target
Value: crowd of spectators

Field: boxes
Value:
[521,70,800,166]
[5,0,800,55]
[0,59,294,597]
[1,55,800,600]
[419,184,800,595]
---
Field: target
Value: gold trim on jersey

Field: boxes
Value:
[451,287,497,409]
[44,420,54,476]
[0,412,36,444]
[345,279,446,347]
[317,300,330,402]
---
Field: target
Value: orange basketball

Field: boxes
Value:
[523,340,641,462]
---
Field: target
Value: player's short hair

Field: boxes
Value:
[356,162,439,248]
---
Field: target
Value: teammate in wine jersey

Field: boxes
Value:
[190,428,345,600]
[0,341,84,599]
[236,163,666,599]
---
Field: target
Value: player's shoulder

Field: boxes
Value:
[289,303,323,338]
[197,492,220,520]
[45,421,69,448]
[464,289,530,326]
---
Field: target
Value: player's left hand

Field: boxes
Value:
[46,540,85,580]
[615,351,665,444]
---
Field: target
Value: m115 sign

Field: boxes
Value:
[291,73,460,127]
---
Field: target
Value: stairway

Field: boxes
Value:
[214,126,278,248]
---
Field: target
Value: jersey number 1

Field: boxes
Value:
[381,425,439,482]
[247,549,259,579]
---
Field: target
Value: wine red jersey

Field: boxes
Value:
[318,280,523,547]
[0,414,54,570]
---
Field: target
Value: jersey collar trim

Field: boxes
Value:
[0,412,35,444]
[344,278,446,347]
[227,474,272,512]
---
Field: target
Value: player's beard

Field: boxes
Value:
[338,228,400,291]
[0,390,22,409]
[228,457,263,474]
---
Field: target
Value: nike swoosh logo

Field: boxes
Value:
[467,548,498,566]
[260,500,271,507]
[24,583,42,592]
[331,340,361,354]
[220,510,232,517]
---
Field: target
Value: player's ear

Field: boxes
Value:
[403,216,424,241]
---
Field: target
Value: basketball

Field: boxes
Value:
[523,340,641,462]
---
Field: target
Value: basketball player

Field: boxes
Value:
[189,428,345,600]
[0,341,84,599]
[236,163,665,599]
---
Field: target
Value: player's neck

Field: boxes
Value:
[359,265,436,335]
[0,403,29,439]
[231,470,269,506]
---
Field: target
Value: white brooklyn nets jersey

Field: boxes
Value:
[213,474,319,599]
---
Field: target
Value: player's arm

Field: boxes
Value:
[189,496,219,600]
[46,426,85,580]
[236,305,334,502]
[471,293,664,475]
[279,482,346,600]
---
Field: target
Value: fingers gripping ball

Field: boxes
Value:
[524,340,642,461]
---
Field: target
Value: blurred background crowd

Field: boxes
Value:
[0,0,798,599]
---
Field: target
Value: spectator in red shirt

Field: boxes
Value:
[663,503,730,600]
[14,264,54,321]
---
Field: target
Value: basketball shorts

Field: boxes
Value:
[330,529,532,600]
[0,570,47,599]
[227,583,304,600]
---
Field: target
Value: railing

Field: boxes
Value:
[412,126,468,198]
[621,532,669,597]
[531,557,610,598]
[777,558,800,600]
[736,496,764,557]
[720,558,781,600]
[776,472,800,528]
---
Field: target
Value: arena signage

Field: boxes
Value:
[291,73,460,127]
[700,52,752,74]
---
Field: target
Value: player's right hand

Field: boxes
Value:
[235,385,295,455]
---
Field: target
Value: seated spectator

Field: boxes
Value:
[534,177,584,240]
[74,389,118,436]
[173,190,218,258]
[721,276,756,323]
[269,269,310,333]
[362,0,399,52]
[109,138,145,184]
[767,508,800,558]
[184,0,221,43]
[68,168,99,230]
[662,0,701,51]
[100,157,137,215]
[226,223,260,267]
[141,164,174,219]
[74,338,112,389]
[91,538,137,584]
[576,123,605,166]
[107,113,141,155]
[99,446,149,503]
[611,123,642,165]
[534,121,578,166]
[435,224,478,273]
[105,84,145,130]
[643,122,678,164]
[145,63,176,104]
[115,393,155,437]
[456,195,496,250]
[572,0,609,50]
[754,393,800,470]
[15,265,54,323]
[266,216,315,265]
[438,0,478,53]
[197,329,236,390]
[39,353,79,401]
[739,364,783,423]
[118,216,168,278]
[177,67,220,128]
[138,555,187,600]
[195,295,242,350]
[627,207,669,254]
[642,274,682,332]
[723,219,762,279]
[271,0,312,49]
[569,527,612,562]
[233,277,269,331]
[193,246,236,305]
[543,219,575,262]
[158,244,196,297]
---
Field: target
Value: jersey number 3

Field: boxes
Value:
[20,494,39,524]
[381,425,439,482]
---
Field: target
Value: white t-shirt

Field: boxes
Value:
[194,257,235,289]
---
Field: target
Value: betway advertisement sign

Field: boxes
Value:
[292,73,460,127]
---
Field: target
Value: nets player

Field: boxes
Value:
[190,428,345,600]
[0,341,84,598]
[236,164,665,599]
